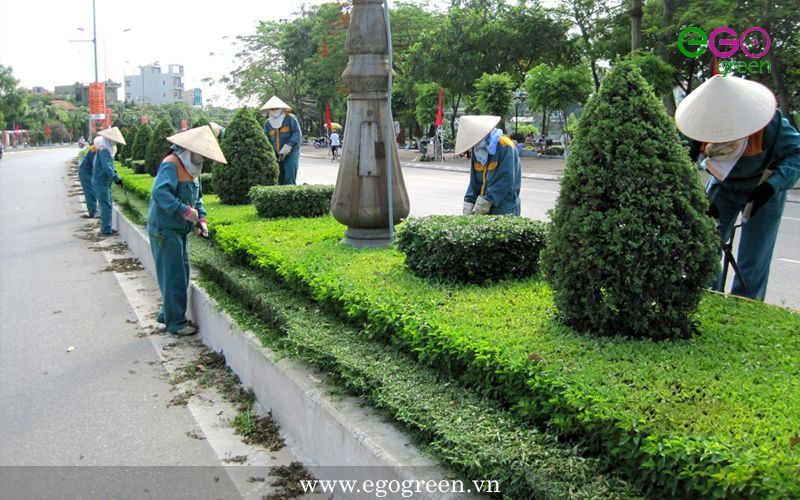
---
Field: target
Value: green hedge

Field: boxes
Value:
[396,215,548,283]
[113,175,800,497]
[191,241,640,499]
[249,184,334,218]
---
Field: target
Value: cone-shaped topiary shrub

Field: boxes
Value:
[145,118,176,177]
[213,107,278,205]
[118,125,136,163]
[541,60,718,340]
[130,123,152,173]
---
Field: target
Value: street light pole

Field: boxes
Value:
[92,0,98,83]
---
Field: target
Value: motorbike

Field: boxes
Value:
[313,137,328,148]
[0,144,4,160]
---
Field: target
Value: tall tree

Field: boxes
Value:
[0,65,28,128]
[631,0,643,51]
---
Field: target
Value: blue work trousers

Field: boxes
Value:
[149,229,191,332]
[93,182,113,233]
[79,168,97,216]
[709,182,786,301]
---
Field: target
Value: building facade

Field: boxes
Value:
[54,81,121,105]
[124,64,184,106]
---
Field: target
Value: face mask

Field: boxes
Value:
[268,110,283,118]
[701,138,747,181]
[268,110,286,129]
[474,137,489,165]
[177,149,203,178]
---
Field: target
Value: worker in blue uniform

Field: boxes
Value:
[147,125,227,336]
[78,140,98,218]
[260,96,302,185]
[455,115,522,216]
[676,75,800,301]
[91,127,126,235]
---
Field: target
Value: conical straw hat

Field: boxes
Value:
[209,122,222,138]
[167,126,227,164]
[259,95,292,112]
[454,115,501,155]
[675,75,776,143]
[97,126,126,145]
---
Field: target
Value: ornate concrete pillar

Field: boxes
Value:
[331,0,410,248]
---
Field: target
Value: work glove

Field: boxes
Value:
[706,201,720,219]
[196,218,209,238]
[474,195,492,215]
[182,206,199,223]
[463,201,475,215]
[746,182,775,218]
[279,145,292,157]
[114,178,123,187]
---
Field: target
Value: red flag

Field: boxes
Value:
[325,102,332,131]
[435,87,443,126]
[712,56,718,76]
[181,119,187,131]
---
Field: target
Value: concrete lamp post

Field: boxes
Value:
[331,0,410,248]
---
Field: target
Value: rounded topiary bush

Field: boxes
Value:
[540,60,718,340]
[145,118,176,176]
[249,184,335,218]
[214,107,278,205]
[396,215,548,284]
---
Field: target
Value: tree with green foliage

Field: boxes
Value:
[145,118,176,176]
[473,73,514,123]
[213,107,278,205]
[130,122,153,164]
[524,63,593,135]
[0,65,28,128]
[541,60,718,340]
[413,83,442,138]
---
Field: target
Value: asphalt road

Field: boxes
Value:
[0,147,241,498]
[296,155,800,310]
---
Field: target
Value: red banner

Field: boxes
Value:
[45,126,51,139]
[89,83,106,118]
[181,119,187,131]
[435,87,443,126]
[104,107,112,129]
[325,102,332,132]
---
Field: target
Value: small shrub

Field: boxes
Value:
[130,159,146,174]
[145,118,176,176]
[541,59,718,340]
[200,173,215,195]
[396,215,548,283]
[130,122,152,161]
[214,107,279,205]
[249,184,335,218]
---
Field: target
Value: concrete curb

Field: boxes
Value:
[111,209,467,499]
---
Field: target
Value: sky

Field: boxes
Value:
[0,0,338,108]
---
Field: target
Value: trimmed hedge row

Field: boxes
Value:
[189,240,641,499]
[202,212,800,498]
[114,164,800,498]
[396,215,548,283]
[111,162,640,498]
[249,184,334,218]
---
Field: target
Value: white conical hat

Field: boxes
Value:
[259,95,292,112]
[167,126,227,164]
[675,75,776,143]
[454,115,501,155]
[97,126,126,145]
[209,122,222,137]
